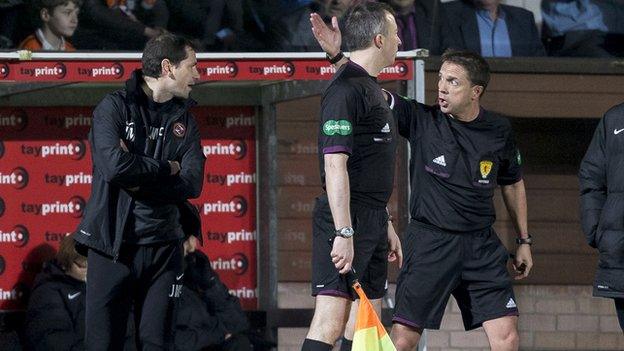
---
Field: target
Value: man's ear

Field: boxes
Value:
[374,33,384,49]
[161,58,173,79]
[472,85,484,99]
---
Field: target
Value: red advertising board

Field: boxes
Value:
[0,106,257,311]
[0,59,413,82]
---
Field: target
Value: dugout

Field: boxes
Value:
[2,51,624,349]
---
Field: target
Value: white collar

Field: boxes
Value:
[35,28,67,51]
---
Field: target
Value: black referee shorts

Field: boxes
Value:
[393,221,518,330]
[311,194,389,300]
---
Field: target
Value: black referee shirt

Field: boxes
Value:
[392,93,522,232]
[318,61,397,209]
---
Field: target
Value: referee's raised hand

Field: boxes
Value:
[310,12,341,58]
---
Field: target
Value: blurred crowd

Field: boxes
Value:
[0,0,623,57]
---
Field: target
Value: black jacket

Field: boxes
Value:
[579,103,624,298]
[24,260,85,351]
[74,70,205,259]
[442,0,545,57]
[175,251,249,351]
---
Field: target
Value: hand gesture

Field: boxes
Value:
[310,13,342,57]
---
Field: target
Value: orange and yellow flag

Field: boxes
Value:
[351,282,397,351]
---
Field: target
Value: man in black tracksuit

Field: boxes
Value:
[74,34,204,350]
[579,103,624,331]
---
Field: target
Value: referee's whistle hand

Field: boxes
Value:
[513,245,533,280]
[387,223,403,268]
[331,236,354,274]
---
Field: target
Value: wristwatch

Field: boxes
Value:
[326,51,345,64]
[515,235,533,246]
[335,227,355,238]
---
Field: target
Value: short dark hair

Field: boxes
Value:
[37,0,83,12]
[142,34,195,78]
[441,49,490,93]
[56,235,85,271]
[344,2,395,52]
[34,0,82,26]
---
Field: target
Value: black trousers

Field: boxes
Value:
[86,241,184,351]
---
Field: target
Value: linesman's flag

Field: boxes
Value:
[351,281,397,351]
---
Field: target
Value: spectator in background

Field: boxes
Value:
[383,0,446,55]
[541,0,624,57]
[175,243,253,351]
[72,0,168,50]
[24,235,87,351]
[443,0,545,57]
[269,0,357,52]
[165,0,244,51]
[19,0,81,51]
[0,0,24,48]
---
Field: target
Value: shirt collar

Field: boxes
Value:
[476,6,506,21]
[35,28,67,51]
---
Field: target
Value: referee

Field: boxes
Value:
[74,34,205,350]
[312,24,533,351]
[303,3,403,350]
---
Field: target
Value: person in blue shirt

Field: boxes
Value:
[442,0,545,57]
[541,0,624,57]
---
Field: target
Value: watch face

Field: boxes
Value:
[339,227,354,237]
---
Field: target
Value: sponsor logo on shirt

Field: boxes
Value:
[432,155,446,166]
[381,123,390,133]
[323,119,352,136]
[67,292,81,300]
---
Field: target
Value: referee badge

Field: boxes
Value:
[479,160,493,179]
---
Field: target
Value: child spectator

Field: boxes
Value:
[24,235,87,351]
[19,0,81,50]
